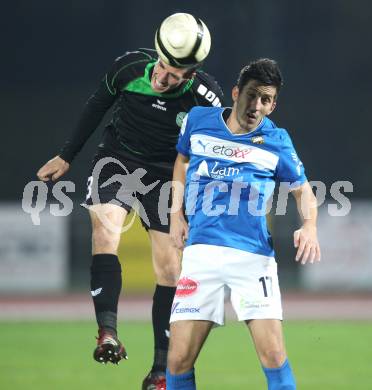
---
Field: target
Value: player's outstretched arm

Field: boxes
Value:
[170,153,189,249]
[291,181,321,264]
[37,155,70,182]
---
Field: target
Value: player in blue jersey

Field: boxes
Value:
[165,59,321,389]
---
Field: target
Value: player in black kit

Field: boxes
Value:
[37,13,223,390]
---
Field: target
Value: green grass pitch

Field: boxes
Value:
[0,321,371,389]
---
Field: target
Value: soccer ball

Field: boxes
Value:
[155,13,211,68]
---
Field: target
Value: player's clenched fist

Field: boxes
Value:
[37,155,70,182]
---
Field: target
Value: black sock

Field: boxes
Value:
[90,254,122,335]
[151,284,176,373]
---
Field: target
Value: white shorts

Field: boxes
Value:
[170,244,283,326]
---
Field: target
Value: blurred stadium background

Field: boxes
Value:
[1,1,372,389]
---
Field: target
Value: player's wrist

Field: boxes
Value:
[170,209,185,220]
[301,221,317,232]
[58,152,73,165]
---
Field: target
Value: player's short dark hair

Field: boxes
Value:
[183,63,202,78]
[237,58,283,94]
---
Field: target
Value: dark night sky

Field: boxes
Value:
[2,0,372,200]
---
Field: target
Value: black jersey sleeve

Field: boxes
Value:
[191,70,225,108]
[59,50,154,163]
[58,78,115,163]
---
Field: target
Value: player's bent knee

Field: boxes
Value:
[167,351,193,375]
[167,335,195,373]
[92,226,121,254]
[260,349,287,368]
[89,204,127,253]
[153,254,181,285]
[155,265,181,286]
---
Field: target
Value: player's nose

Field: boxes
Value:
[156,70,169,84]
[250,97,263,111]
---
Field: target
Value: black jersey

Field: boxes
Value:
[59,49,224,173]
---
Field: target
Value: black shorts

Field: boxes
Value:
[84,151,173,233]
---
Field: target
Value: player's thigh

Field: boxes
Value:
[148,229,181,286]
[246,319,287,367]
[84,151,137,210]
[89,203,128,254]
[170,245,226,326]
[168,320,213,373]
[139,172,172,233]
[228,251,283,321]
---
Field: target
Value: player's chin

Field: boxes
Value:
[246,116,259,128]
[154,87,168,94]
[151,80,169,93]
[238,116,253,129]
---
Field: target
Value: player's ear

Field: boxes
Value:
[268,100,277,115]
[183,68,197,80]
[188,71,197,80]
[232,86,239,102]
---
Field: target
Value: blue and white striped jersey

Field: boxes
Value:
[177,106,307,256]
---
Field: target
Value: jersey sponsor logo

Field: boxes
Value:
[191,134,279,170]
[197,84,222,107]
[171,302,201,315]
[196,160,240,179]
[252,135,264,144]
[196,160,210,176]
[210,161,240,178]
[152,99,167,111]
[177,111,187,128]
[197,140,209,152]
[240,299,271,310]
[193,136,252,158]
[212,144,252,159]
[175,277,199,297]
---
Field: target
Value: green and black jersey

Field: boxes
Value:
[59,48,224,174]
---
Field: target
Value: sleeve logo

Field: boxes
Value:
[197,84,221,107]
